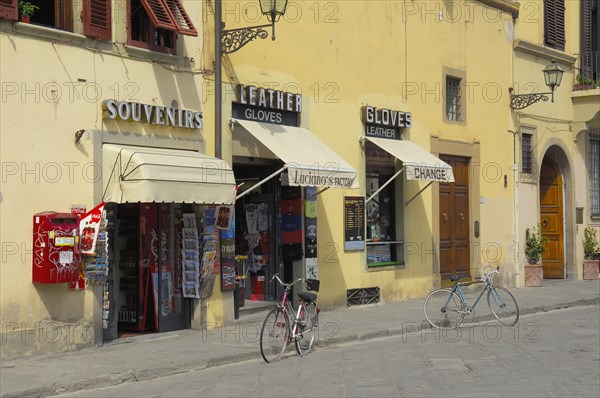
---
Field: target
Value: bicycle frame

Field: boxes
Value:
[446,272,504,314]
[273,276,307,339]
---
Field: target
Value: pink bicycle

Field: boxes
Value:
[259,274,320,363]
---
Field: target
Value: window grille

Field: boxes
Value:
[522,133,533,174]
[590,130,600,217]
[446,77,461,121]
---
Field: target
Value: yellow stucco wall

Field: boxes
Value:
[0,1,211,359]
[202,0,517,308]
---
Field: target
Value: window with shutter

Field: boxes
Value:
[139,0,178,32]
[164,0,197,36]
[0,0,18,20]
[544,0,565,51]
[84,0,112,41]
[129,0,176,54]
[128,0,198,53]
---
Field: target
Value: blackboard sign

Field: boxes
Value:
[344,196,365,251]
[220,233,236,291]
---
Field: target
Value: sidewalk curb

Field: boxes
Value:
[3,298,599,398]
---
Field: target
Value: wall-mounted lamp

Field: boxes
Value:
[509,60,564,110]
[215,1,288,160]
[221,0,288,54]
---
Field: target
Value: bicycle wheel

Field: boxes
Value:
[260,308,290,363]
[487,286,519,326]
[295,303,316,356]
[423,288,465,329]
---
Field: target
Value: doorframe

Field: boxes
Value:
[538,142,575,279]
[430,136,480,288]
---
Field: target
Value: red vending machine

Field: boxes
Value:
[33,212,81,284]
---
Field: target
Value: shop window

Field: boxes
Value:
[25,0,73,32]
[590,129,600,217]
[521,133,533,174]
[127,0,198,54]
[544,0,565,51]
[365,142,404,268]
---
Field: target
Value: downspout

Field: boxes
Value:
[215,0,222,159]
[509,129,520,287]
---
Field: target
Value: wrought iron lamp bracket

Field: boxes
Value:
[221,23,273,54]
[509,88,554,110]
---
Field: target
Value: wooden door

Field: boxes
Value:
[540,156,565,278]
[439,156,470,280]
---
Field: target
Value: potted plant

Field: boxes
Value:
[583,227,599,280]
[524,224,547,286]
[18,1,38,23]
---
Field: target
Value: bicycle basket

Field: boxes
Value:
[306,279,320,292]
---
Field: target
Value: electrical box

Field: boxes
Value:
[33,212,81,284]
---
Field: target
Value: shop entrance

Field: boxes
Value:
[105,203,192,339]
[234,160,295,304]
[439,155,471,280]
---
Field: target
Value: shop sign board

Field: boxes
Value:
[79,202,105,255]
[361,105,412,140]
[220,218,236,291]
[344,196,365,251]
[102,99,203,129]
[232,84,302,127]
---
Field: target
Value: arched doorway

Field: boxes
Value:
[539,156,565,278]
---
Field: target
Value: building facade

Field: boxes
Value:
[1,0,596,361]
[512,0,599,284]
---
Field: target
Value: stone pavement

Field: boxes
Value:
[1,279,598,398]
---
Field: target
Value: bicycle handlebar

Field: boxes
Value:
[270,273,303,289]
[480,266,500,281]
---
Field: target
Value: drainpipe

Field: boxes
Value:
[509,130,520,287]
[215,0,222,159]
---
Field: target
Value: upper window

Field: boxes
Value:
[521,133,533,174]
[128,0,198,54]
[544,0,565,51]
[445,76,462,122]
[21,0,73,32]
[590,130,600,217]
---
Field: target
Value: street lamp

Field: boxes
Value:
[509,60,564,110]
[215,0,288,159]
[221,0,288,54]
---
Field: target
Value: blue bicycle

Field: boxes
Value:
[424,267,519,329]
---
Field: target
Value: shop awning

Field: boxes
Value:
[102,144,236,204]
[363,137,455,182]
[232,119,358,195]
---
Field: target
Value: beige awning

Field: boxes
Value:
[232,119,358,189]
[102,144,236,204]
[364,137,455,182]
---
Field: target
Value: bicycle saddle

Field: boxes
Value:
[298,291,317,303]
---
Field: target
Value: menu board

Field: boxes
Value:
[344,196,365,251]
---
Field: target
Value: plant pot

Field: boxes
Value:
[524,263,543,287]
[583,259,599,280]
[19,15,30,23]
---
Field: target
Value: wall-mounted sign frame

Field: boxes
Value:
[344,196,365,251]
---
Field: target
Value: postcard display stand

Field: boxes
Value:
[182,213,201,299]
[79,209,112,329]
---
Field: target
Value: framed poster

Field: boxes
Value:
[344,196,365,251]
